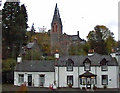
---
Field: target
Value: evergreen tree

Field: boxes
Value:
[2,2,28,59]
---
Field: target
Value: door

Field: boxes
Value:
[86,78,91,89]
[28,74,32,86]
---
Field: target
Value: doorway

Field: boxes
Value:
[28,74,32,86]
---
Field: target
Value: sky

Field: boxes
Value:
[1,0,120,40]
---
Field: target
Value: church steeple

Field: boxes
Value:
[50,3,63,55]
[51,3,62,27]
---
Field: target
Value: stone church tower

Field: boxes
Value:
[50,3,63,55]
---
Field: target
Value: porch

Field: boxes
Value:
[79,71,97,89]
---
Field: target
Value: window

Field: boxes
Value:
[80,77,86,85]
[66,59,74,71]
[102,75,108,85]
[85,63,90,71]
[67,76,73,85]
[84,58,91,71]
[101,65,108,71]
[91,77,96,85]
[18,74,24,83]
[39,75,45,86]
[100,58,108,71]
[67,65,73,71]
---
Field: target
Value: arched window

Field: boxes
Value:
[53,23,57,32]
[83,58,91,71]
[100,58,108,71]
[66,59,74,71]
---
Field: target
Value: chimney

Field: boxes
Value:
[88,49,94,56]
[77,31,79,37]
[54,49,59,60]
[17,55,22,63]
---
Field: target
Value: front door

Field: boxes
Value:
[28,74,32,86]
[86,78,91,89]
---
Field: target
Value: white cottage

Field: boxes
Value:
[14,60,55,87]
[14,53,119,89]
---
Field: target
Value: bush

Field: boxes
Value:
[2,58,16,72]
[103,85,107,89]
[93,84,97,90]
[68,83,72,88]
[82,87,86,90]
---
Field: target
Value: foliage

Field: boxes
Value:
[17,83,27,93]
[24,48,42,60]
[2,2,28,59]
[68,43,87,55]
[87,25,116,54]
[31,32,51,56]
[2,58,16,72]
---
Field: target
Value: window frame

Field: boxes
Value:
[66,59,74,71]
[84,62,91,71]
[83,58,91,71]
[102,75,108,85]
[101,65,108,71]
[18,74,24,83]
[67,76,73,86]
[39,74,45,86]
[67,65,73,71]
[100,58,108,71]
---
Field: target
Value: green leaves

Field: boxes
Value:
[2,2,28,59]
[87,25,116,54]
[2,58,16,72]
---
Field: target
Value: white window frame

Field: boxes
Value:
[102,75,108,85]
[18,74,24,83]
[39,75,45,86]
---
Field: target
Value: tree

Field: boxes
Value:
[2,58,16,72]
[2,2,28,59]
[30,23,36,41]
[87,25,115,54]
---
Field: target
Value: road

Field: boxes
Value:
[2,84,120,93]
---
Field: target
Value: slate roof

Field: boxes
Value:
[15,60,55,72]
[56,53,118,66]
[15,53,118,72]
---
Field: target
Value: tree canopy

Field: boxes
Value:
[2,2,28,59]
[87,25,116,54]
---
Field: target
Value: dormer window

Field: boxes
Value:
[66,59,74,71]
[100,58,108,71]
[83,58,91,71]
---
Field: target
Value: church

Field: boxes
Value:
[50,3,85,56]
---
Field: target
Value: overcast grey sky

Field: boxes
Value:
[1,0,120,40]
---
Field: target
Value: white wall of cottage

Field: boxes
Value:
[14,71,55,87]
[14,66,119,88]
[55,66,119,88]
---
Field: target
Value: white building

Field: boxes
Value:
[14,53,119,89]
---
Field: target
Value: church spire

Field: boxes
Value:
[51,3,62,27]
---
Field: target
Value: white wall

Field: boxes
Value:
[14,71,54,87]
[79,66,119,88]
[57,67,79,88]
[14,66,119,88]
[56,66,119,88]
